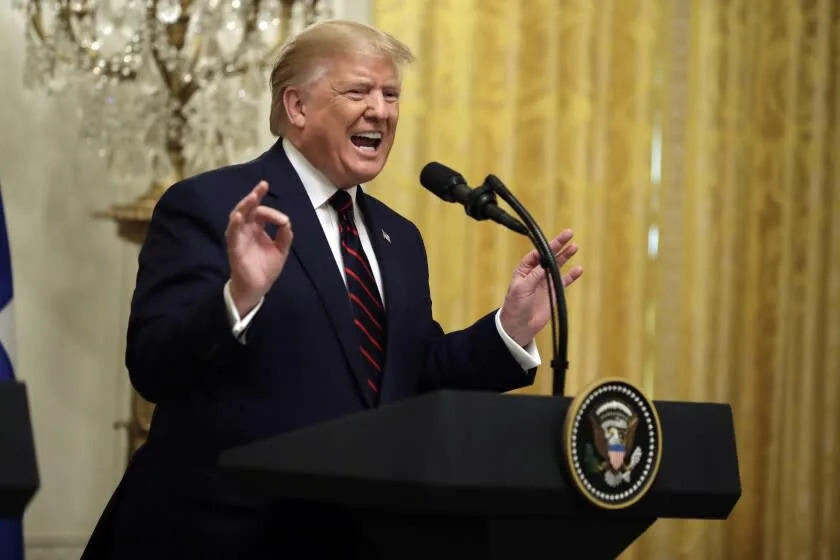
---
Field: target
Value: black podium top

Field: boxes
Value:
[0,382,39,517]
[221,390,740,520]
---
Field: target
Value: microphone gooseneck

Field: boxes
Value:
[419,162,569,395]
[484,174,568,395]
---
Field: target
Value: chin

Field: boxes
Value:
[347,162,386,185]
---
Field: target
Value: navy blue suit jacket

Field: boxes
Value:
[83,140,534,558]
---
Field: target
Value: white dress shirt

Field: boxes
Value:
[223,138,540,371]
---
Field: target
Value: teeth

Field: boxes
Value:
[355,131,382,139]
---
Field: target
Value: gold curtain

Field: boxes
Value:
[371,0,840,558]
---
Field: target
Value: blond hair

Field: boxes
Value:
[268,20,415,136]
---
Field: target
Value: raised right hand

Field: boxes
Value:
[226,181,294,316]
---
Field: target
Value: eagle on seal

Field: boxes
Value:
[590,412,638,472]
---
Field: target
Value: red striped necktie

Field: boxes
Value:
[328,189,386,398]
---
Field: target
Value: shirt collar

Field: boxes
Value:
[282,137,359,209]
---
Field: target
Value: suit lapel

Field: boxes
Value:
[259,142,376,408]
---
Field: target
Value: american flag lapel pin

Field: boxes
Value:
[382,229,391,244]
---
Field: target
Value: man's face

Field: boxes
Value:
[291,53,401,188]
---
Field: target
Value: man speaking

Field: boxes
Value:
[83,19,582,559]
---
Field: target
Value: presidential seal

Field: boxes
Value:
[563,378,662,509]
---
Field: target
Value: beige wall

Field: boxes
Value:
[0,2,368,558]
[1,13,135,560]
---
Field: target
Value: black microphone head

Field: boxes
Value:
[420,162,466,203]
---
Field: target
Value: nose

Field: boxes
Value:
[365,91,388,120]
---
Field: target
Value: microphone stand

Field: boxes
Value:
[482,175,569,396]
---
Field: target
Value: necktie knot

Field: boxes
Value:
[328,190,354,221]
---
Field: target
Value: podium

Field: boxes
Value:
[220,390,740,559]
[0,382,39,517]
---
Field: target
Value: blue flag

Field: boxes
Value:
[0,184,24,560]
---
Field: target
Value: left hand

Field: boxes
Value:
[499,230,583,347]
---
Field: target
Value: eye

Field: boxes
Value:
[344,88,367,100]
[384,90,400,102]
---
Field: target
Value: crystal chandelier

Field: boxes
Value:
[18,0,326,224]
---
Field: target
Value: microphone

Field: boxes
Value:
[420,162,528,235]
[419,162,570,395]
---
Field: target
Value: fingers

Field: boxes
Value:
[249,206,292,249]
[554,241,578,267]
[547,230,580,274]
[562,266,584,288]
[241,181,269,214]
[517,263,583,300]
[522,230,582,288]
[229,181,270,229]
[518,229,576,273]
[274,219,294,253]
[253,205,289,228]
[548,230,574,257]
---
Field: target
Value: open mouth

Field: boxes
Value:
[350,131,382,153]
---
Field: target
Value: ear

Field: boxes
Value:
[282,86,306,130]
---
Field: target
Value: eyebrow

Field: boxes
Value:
[335,78,400,90]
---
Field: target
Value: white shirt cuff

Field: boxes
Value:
[494,309,541,371]
[223,280,264,344]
